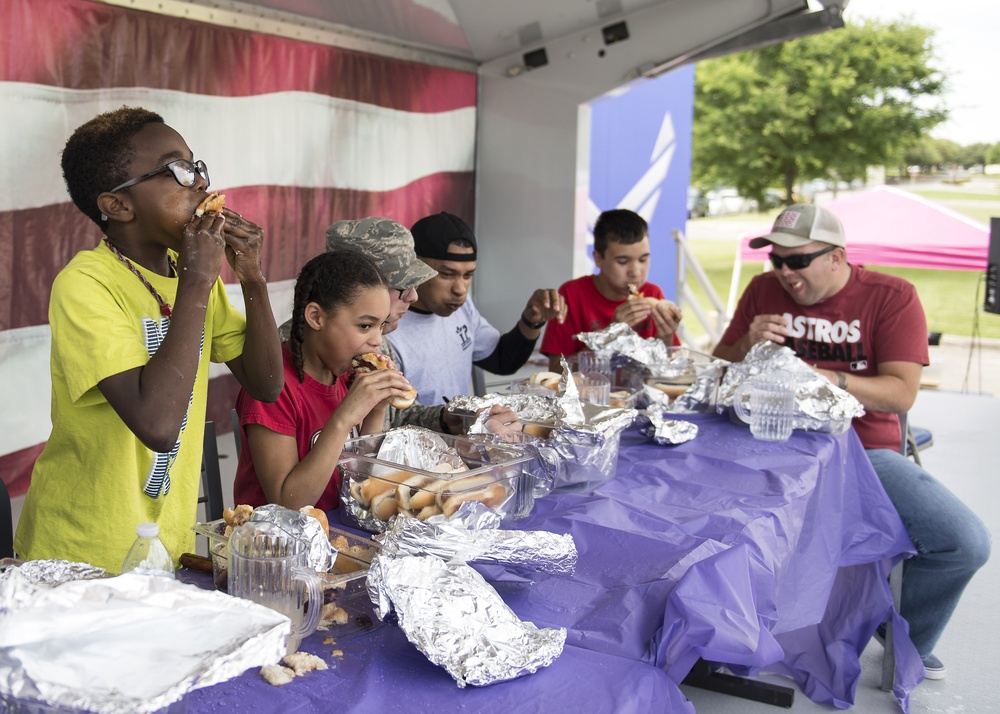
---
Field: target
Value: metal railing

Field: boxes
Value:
[673,228,729,349]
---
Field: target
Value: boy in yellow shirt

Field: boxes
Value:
[15,106,282,572]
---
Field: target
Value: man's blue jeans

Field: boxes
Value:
[866,448,991,657]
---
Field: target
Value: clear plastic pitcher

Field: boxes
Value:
[733,369,796,442]
[228,521,322,655]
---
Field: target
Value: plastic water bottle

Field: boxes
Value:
[121,522,176,579]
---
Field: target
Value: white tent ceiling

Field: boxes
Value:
[130,0,848,74]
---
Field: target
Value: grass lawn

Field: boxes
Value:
[682,182,1000,342]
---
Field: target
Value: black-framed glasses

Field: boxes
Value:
[392,287,415,300]
[769,244,837,271]
[110,159,210,193]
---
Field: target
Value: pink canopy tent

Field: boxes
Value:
[739,186,990,271]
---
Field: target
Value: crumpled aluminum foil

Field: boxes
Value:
[574,324,727,413]
[0,558,105,587]
[0,559,108,614]
[375,427,467,471]
[640,410,700,445]
[449,391,635,493]
[367,554,566,687]
[717,341,865,434]
[250,503,334,572]
[0,569,289,714]
[449,392,562,425]
[575,321,672,364]
[375,513,578,576]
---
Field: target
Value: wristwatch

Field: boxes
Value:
[520,313,546,330]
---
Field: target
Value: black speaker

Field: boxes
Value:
[987,218,1000,314]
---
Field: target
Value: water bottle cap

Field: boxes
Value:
[136,522,159,538]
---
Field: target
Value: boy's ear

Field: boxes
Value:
[303,301,325,331]
[96,192,134,224]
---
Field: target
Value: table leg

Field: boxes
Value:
[682,659,795,708]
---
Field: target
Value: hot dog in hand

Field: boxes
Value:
[351,352,418,409]
[195,192,226,216]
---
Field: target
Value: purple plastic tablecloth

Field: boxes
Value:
[187,414,922,713]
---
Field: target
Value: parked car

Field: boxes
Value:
[687,187,710,218]
[705,187,756,216]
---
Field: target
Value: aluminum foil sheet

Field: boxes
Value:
[717,341,865,434]
[449,392,562,425]
[0,570,289,714]
[575,321,672,364]
[375,514,578,576]
[640,410,700,445]
[250,503,334,572]
[375,426,469,471]
[449,392,636,493]
[367,554,566,687]
[0,558,105,587]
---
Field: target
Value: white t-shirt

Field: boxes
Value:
[388,297,500,405]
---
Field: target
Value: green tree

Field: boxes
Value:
[903,137,959,171]
[954,142,991,168]
[986,142,1000,165]
[693,18,947,205]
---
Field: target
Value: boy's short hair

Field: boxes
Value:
[61,106,164,228]
[593,209,648,255]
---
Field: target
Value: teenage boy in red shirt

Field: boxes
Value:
[541,208,682,371]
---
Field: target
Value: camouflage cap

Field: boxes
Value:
[325,217,437,290]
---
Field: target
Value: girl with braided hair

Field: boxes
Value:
[233,250,415,511]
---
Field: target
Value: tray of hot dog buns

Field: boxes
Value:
[338,427,538,534]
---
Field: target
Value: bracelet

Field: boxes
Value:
[837,371,847,390]
[520,313,546,330]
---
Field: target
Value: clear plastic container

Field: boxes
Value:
[121,522,175,579]
[338,431,539,532]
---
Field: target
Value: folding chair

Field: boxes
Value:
[199,421,225,523]
[0,478,13,559]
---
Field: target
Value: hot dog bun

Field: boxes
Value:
[359,469,412,507]
[351,352,418,409]
[299,505,329,538]
[528,371,561,390]
[195,192,226,216]
[438,474,508,518]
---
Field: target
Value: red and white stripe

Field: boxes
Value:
[1,0,478,495]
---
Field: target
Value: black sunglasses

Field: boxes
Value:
[110,159,210,193]
[769,244,837,270]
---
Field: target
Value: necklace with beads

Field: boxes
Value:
[102,237,176,318]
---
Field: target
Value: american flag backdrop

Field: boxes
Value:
[0,0,478,495]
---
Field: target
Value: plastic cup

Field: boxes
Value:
[577,372,611,406]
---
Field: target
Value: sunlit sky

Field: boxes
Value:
[842,0,998,146]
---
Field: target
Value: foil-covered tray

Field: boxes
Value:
[0,567,288,714]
